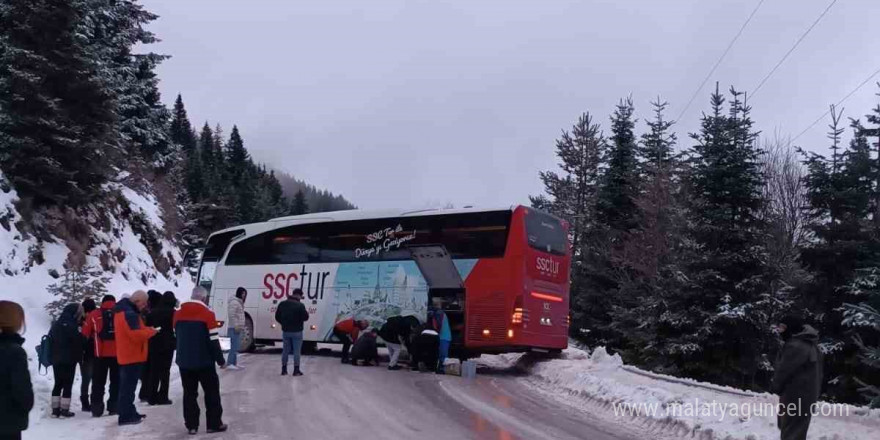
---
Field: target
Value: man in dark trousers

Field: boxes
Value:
[274,288,309,376]
[332,318,368,364]
[378,315,418,371]
[175,287,227,435]
[81,295,119,417]
[113,291,158,426]
[771,315,823,440]
[138,290,163,403]
[145,291,177,405]
[79,298,96,412]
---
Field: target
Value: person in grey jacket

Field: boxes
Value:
[771,316,823,440]
[226,288,247,369]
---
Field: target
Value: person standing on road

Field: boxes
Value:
[146,291,177,405]
[79,298,96,412]
[771,316,823,440]
[175,287,227,435]
[333,318,368,364]
[49,303,86,418]
[378,315,411,371]
[428,300,451,374]
[226,287,247,370]
[139,290,162,403]
[274,289,309,376]
[81,295,119,417]
[0,300,34,440]
[114,291,158,426]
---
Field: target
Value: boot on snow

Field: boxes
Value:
[293,367,303,376]
[281,365,288,376]
[51,396,61,418]
[60,397,76,418]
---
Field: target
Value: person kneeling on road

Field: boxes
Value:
[175,287,227,436]
[350,329,380,366]
[378,315,419,371]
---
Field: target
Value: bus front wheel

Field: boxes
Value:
[240,315,256,353]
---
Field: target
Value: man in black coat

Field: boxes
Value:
[350,329,379,366]
[0,300,35,440]
[378,315,419,371]
[145,291,177,405]
[274,289,310,376]
[771,315,823,440]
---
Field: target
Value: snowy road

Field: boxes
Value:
[27,348,641,440]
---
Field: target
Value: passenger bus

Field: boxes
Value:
[196,205,570,358]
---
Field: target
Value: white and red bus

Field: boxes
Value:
[197,205,570,357]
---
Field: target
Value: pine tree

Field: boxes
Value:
[45,263,110,320]
[291,190,309,215]
[531,112,605,338]
[170,95,197,152]
[597,97,640,231]
[226,126,250,180]
[0,0,119,205]
[843,268,880,407]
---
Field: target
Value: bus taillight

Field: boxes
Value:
[565,315,571,327]
[512,308,524,324]
[507,329,514,339]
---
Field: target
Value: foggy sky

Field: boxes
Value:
[142,0,880,210]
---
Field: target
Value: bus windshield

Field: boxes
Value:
[525,210,567,255]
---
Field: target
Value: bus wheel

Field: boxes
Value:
[241,315,256,353]
[302,341,318,354]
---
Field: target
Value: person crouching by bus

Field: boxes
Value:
[49,303,86,418]
[81,295,119,417]
[226,287,247,370]
[333,318,368,364]
[350,329,380,366]
[0,300,35,440]
[378,316,415,371]
[274,288,309,376]
[175,287,227,435]
[428,299,452,374]
[114,291,158,426]
[409,324,439,373]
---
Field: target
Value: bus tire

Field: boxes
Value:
[302,341,318,354]
[241,315,256,353]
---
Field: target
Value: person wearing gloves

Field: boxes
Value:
[145,291,177,405]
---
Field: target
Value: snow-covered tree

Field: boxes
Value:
[45,263,110,320]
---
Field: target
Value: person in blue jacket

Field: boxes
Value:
[428,298,451,374]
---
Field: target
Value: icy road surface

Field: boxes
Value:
[27,348,645,440]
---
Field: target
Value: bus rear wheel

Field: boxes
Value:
[240,315,256,353]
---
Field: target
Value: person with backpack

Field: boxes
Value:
[175,287,227,435]
[81,295,119,417]
[49,303,87,418]
[0,300,34,440]
[274,289,309,376]
[145,291,177,405]
[114,291,158,426]
[79,298,96,412]
[225,287,247,370]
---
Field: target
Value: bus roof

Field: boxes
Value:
[206,205,518,238]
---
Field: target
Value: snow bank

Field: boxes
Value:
[0,172,194,429]
[479,346,880,440]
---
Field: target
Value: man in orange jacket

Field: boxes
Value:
[113,290,157,426]
[81,295,119,417]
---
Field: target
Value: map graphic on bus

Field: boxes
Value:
[320,259,477,340]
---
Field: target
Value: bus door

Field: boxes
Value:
[408,245,466,349]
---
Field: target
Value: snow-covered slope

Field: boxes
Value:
[0,171,193,426]
[480,347,880,440]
